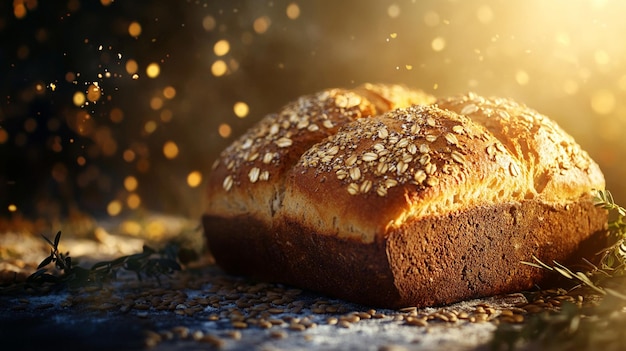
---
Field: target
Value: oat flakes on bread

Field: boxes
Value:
[203,84,607,308]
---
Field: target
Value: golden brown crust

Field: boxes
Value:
[284,105,525,243]
[203,84,607,308]
[436,93,604,201]
[206,84,435,222]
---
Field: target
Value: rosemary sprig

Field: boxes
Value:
[593,189,626,275]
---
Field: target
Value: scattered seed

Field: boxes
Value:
[362,152,378,162]
[425,177,439,186]
[248,167,260,183]
[349,167,361,181]
[346,154,358,166]
[275,137,293,148]
[222,175,234,191]
[259,171,270,181]
[425,135,437,142]
[450,151,466,164]
[425,163,437,175]
[385,178,398,188]
[444,133,458,145]
[378,128,389,139]
[232,321,248,329]
[347,183,359,195]
[405,317,428,327]
[338,320,351,328]
[191,330,205,341]
[289,323,306,332]
[360,179,373,193]
[144,330,162,348]
[270,331,287,339]
[377,186,388,197]
[460,103,479,115]
[199,334,225,347]
[336,169,348,180]
[397,161,408,174]
[172,326,190,338]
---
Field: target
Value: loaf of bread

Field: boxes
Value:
[203,84,607,308]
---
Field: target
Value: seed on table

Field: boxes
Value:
[199,334,225,347]
[457,312,469,319]
[270,331,287,339]
[144,330,162,348]
[393,315,405,322]
[171,326,190,339]
[159,331,174,340]
[474,313,488,322]
[326,317,338,325]
[258,320,272,329]
[232,321,248,329]
[338,320,351,328]
[268,318,284,326]
[500,310,514,317]
[191,330,204,341]
[289,323,306,332]
[405,317,428,327]
[325,305,339,313]
[357,312,372,319]
[225,330,242,340]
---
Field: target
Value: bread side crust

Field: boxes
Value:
[203,196,606,308]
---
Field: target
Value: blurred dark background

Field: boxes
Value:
[1,0,625,224]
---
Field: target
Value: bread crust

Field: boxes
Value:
[203,198,606,308]
[203,85,607,308]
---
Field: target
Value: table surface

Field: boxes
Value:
[0,217,615,351]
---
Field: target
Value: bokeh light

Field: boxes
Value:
[107,200,122,216]
[286,3,300,20]
[163,141,179,159]
[213,40,230,56]
[2,0,626,223]
[128,21,142,37]
[233,102,249,118]
[146,63,160,78]
[187,171,202,188]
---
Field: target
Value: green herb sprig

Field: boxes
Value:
[24,231,182,290]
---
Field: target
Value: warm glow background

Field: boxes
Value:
[1,0,625,222]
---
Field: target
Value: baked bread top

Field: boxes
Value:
[206,85,604,245]
[206,83,435,222]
